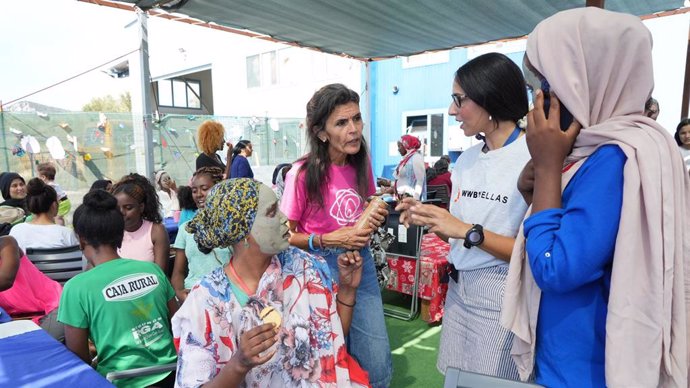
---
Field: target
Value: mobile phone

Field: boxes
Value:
[541,79,574,131]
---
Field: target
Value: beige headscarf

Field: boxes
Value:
[501,7,690,387]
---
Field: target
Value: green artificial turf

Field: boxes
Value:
[383,289,445,388]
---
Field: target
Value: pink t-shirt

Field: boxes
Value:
[281,161,375,234]
[0,255,62,323]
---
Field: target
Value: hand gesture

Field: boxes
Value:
[395,197,422,227]
[230,323,279,374]
[517,159,535,205]
[398,199,469,239]
[337,250,363,289]
[326,226,371,250]
[526,90,582,169]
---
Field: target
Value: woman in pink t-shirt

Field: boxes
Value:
[0,235,64,341]
[280,83,392,388]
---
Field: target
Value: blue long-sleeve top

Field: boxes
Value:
[524,145,626,388]
[230,155,254,179]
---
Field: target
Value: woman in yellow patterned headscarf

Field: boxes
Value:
[173,178,371,388]
[186,178,258,253]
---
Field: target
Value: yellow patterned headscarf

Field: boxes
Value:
[186,178,259,253]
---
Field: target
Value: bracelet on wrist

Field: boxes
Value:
[308,233,316,251]
[336,295,356,308]
[317,234,324,249]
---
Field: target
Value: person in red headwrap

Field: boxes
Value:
[380,135,426,200]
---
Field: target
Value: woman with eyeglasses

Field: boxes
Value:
[396,52,530,380]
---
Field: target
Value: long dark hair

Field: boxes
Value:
[675,118,690,146]
[111,173,162,223]
[455,53,528,127]
[297,83,370,206]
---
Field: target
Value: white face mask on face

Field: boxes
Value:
[250,184,290,255]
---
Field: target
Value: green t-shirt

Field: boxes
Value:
[58,258,177,387]
[173,221,231,289]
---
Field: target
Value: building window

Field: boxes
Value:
[404,111,445,158]
[157,78,201,109]
[246,51,278,88]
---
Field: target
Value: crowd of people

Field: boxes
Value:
[1,7,690,388]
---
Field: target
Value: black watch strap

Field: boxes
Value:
[463,224,484,249]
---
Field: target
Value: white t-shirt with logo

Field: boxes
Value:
[448,136,531,271]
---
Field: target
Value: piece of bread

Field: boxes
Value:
[260,306,282,328]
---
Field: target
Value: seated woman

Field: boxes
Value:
[58,190,177,388]
[112,173,170,273]
[171,167,228,304]
[9,178,78,253]
[0,235,64,341]
[172,179,370,387]
[155,170,179,219]
[0,172,28,226]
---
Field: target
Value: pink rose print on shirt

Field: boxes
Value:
[329,188,364,226]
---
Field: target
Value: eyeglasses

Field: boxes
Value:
[451,93,468,108]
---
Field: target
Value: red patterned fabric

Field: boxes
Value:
[386,233,451,322]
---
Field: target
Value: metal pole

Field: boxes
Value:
[138,9,155,180]
[0,102,9,171]
[265,113,270,166]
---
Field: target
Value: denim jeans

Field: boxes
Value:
[319,246,393,388]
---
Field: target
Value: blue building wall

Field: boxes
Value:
[366,48,525,179]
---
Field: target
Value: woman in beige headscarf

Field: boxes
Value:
[501,7,690,388]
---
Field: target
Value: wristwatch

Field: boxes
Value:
[463,224,484,249]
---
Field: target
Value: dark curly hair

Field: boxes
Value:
[193,166,224,185]
[297,83,371,207]
[26,178,57,215]
[111,173,162,223]
[74,189,124,249]
[177,186,197,211]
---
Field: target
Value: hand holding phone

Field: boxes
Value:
[540,79,575,132]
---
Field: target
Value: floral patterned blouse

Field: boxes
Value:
[171,246,370,388]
